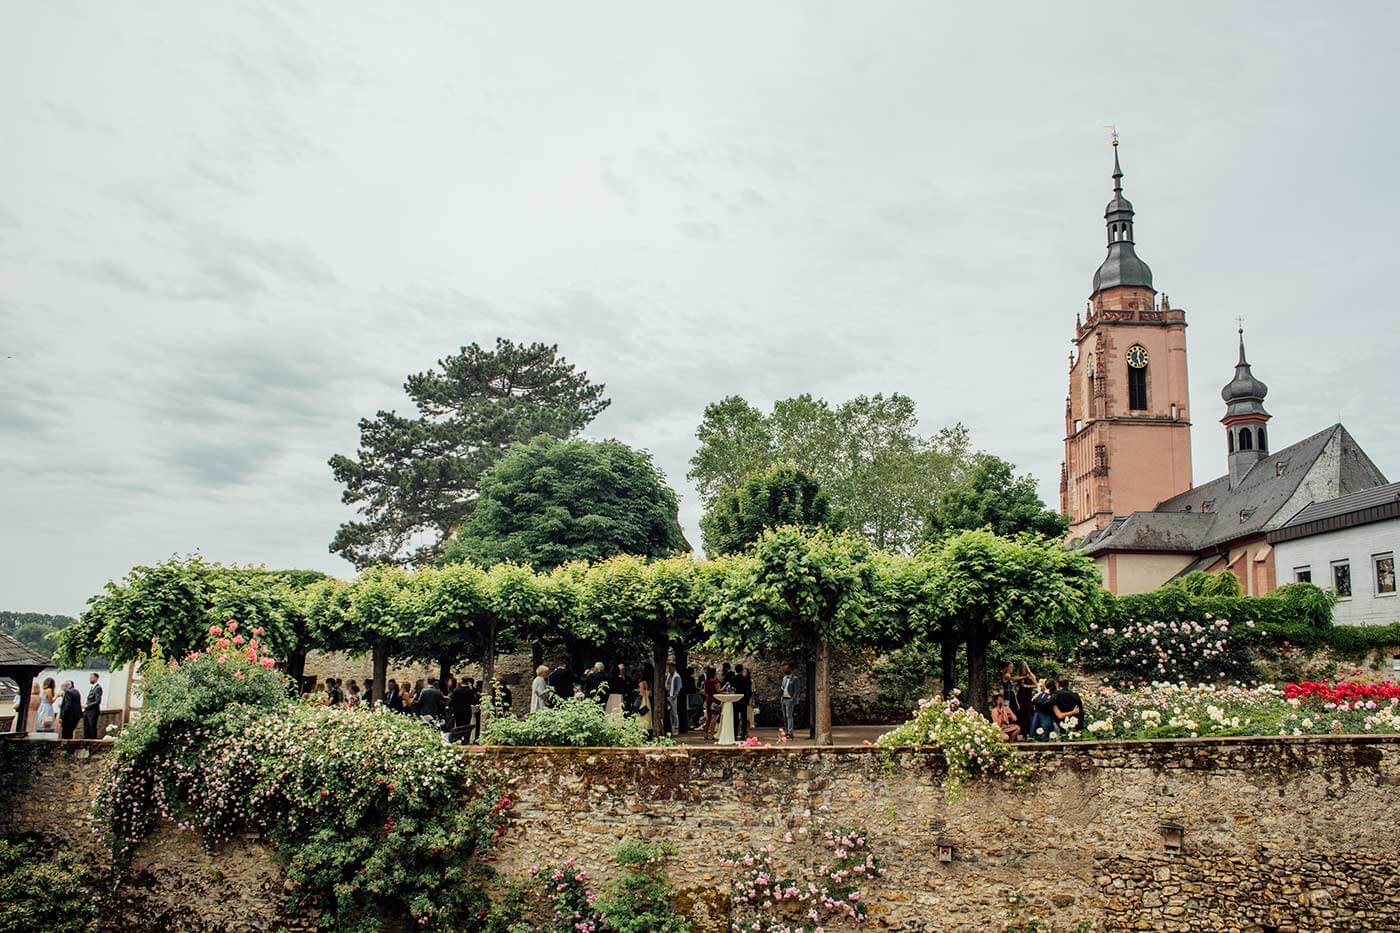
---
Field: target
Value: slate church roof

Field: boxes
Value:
[1077,424,1388,557]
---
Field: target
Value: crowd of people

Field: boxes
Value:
[316,674,511,743]
[526,658,801,740]
[990,662,1084,741]
[20,673,104,739]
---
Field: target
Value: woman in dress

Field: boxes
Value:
[530,664,551,713]
[1014,661,1037,738]
[35,677,57,733]
[991,694,1021,741]
[1000,663,1019,717]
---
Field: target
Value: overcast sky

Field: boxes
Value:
[3,2,1398,615]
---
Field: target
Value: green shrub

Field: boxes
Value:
[0,838,101,933]
[1166,569,1242,597]
[99,627,511,932]
[482,697,664,747]
[877,695,1028,800]
[594,840,691,933]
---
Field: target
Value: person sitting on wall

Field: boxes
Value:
[1030,679,1058,741]
[991,694,1021,741]
[1053,677,1084,734]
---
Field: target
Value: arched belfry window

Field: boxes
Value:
[1228,430,1235,453]
[1257,426,1268,452]
[1239,427,1253,451]
[1127,362,1148,410]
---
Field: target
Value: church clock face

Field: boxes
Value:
[1127,345,1150,368]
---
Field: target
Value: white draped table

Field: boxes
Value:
[713,692,743,745]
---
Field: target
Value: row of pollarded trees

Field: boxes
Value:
[56,528,1102,741]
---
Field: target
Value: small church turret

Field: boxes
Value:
[1221,325,1271,488]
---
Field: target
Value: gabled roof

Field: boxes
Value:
[1281,480,1400,527]
[1078,511,1212,555]
[1079,424,1389,556]
[0,632,52,672]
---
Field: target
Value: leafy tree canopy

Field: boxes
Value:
[441,436,687,570]
[700,460,842,556]
[54,557,321,668]
[927,529,1101,711]
[329,339,609,568]
[923,452,1067,541]
[688,393,970,552]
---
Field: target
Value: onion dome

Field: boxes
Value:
[1221,327,1269,418]
[1091,140,1155,295]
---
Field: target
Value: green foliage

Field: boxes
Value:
[873,643,940,712]
[99,635,510,932]
[481,696,660,747]
[442,436,686,570]
[0,611,74,658]
[1165,569,1243,597]
[530,841,690,933]
[0,837,101,933]
[700,461,842,556]
[925,530,1103,711]
[688,392,971,552]
[54,556,319,668]
[702,526,877,655]
[924,453,1067,541]
[330,338,609,568]
[593,841,691,933]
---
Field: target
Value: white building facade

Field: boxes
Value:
[1269,483,1400,626]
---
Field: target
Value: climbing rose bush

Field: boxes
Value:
[876,693,1028,799]
[722,811,885,933]
[1283,679,1400,704]
[98,624,511,932]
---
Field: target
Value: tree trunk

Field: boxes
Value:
[965,630,989,715]
[651,635,668,737]
[438,655,452,687]
[531,641,544,670]
[940,630,958,699]
[805,656,817,739]
[813,640,833,745]
[674,643,690,733]
[371,639,389,708]
[286,652,307,693]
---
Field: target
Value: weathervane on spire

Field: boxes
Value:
[1104,123,1119,147]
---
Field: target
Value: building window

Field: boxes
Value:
[1228,431,1235,453]
[1257,425,1268,452]
[1127,364,1147,410]
[1332,560,1352,599]
[1238,427,1253,451]
[1294,566,1311,583]
[1376,554,1396,596]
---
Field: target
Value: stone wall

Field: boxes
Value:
[4,735,1399,931]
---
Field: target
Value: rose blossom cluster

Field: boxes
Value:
[186,619,278,672]
[1076,614,1254,686]
[721,811,885,933]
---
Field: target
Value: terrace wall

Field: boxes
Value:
[3,736,1399,932]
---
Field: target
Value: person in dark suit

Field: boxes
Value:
[416,677,446,725]
[83,673,103,739]
[384,679,403,713]
[59,680,83,739]
[733,664,751,740]
[449,680,475,743]
[547,663,575,703]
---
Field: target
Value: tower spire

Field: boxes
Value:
[1090,133,1154,298]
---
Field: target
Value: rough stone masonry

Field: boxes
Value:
[2,735,1398,932]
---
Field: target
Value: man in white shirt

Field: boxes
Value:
[780,663,799,738]
[666,663,683,736]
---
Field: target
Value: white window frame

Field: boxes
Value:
[1331,559,1353,600]
[1374,552,1396,597]
[1293,566,1312,584]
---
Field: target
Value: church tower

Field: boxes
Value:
[1221,326,1270,488]
[1061,139,1194,538]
